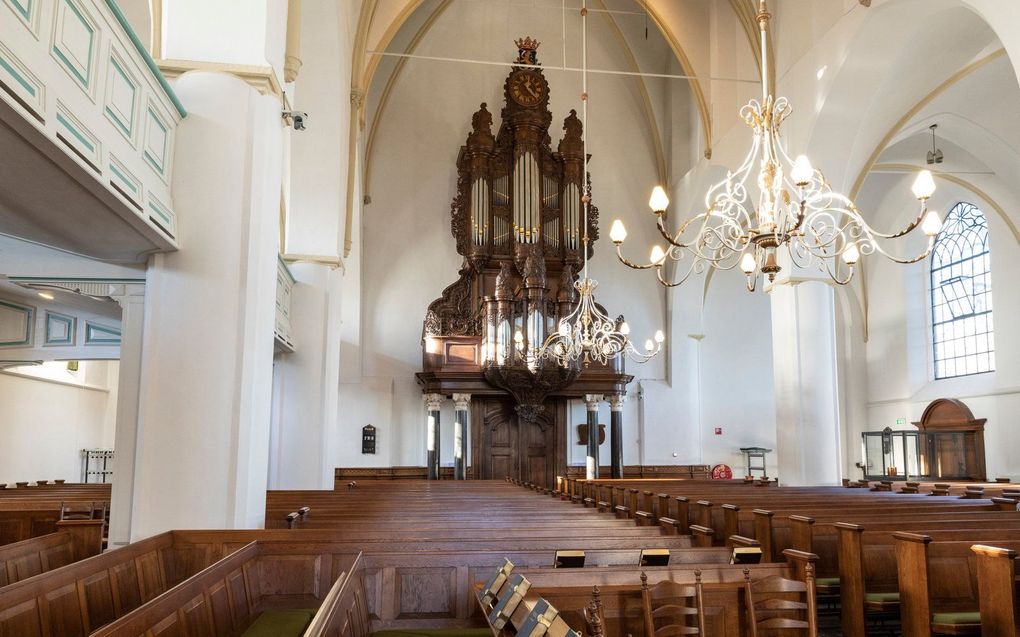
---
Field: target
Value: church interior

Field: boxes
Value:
[1,0,1020,635]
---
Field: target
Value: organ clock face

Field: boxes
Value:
[509,71,545,107]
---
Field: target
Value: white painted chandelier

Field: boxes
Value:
[610,0,944,291]
[539,0,663,366]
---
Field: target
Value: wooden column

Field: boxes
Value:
[453,393,470,480]
[425,393,443,480]
[608,393,625,478]
[584,394,603,479]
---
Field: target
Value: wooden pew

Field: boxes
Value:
[515,549,820,636]
[0,531,223,635]
[91,544,367,637]
[303,554,370,637]
[836,524,1020,637]
[971,544,1019,637]
[895,533,1020,637]
[0,519,103,586]
[0,483,111,546]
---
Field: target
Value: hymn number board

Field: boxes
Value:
[362,425,376,454]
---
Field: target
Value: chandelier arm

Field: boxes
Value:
[614,244,659,270]
[805,193,930,240]
[654,258,707,288]
[863,236,937,265]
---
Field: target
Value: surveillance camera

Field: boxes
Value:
[283,110,308,131]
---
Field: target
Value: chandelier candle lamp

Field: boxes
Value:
[610,0,943,291]
[539,0,663,366]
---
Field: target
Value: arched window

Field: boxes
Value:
[930,202,994,379]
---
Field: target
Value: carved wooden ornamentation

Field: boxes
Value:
[417,39,632,484]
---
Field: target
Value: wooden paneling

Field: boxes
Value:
[43,583,84,637]
[258,554,322,597]
[80,570,117,630]
[562,465,713,480]
[394,567,455,619]
[0,532,175,636]
[109,560,142,615]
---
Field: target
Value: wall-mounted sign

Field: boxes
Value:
[896,418,906,425]
[362,425,376,454]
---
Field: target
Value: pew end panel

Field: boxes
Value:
[971,544,1019,637]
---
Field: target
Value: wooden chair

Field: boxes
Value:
[59,501,106,521]
[743,568,819,636]
[640,570,705,636]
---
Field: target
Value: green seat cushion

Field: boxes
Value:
[371,627,493,631]
[242,610,316,637]
[932,611,981,625]
[816,577,840,586]
[864,592,900,602]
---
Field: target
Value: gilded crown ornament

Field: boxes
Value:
[515,37,541,65]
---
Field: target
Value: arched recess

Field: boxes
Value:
[361,0,673,198]
[787,0,1018,341]
[353,0,738,159]
[802,0,1002,192]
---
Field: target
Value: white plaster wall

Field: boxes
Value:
[128,72,282,539]
[286,0,351,258]
[161,0,288,86]
[860,177,1020,480]
[0,361,118,485]
[701,268,778,476]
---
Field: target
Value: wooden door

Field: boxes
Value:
[473,399,564,485]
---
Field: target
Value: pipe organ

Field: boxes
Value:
[417,38,631,484]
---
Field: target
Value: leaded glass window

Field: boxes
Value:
[930,202,994,379]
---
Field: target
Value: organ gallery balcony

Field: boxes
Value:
[0,0,183,262]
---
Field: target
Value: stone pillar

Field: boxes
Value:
[770,280,841,485]
[126,72,284,539]
[608,393,626,479]
[107,285,145,548]
[267,263,343,490]
[585,394,603,480]
[453,394,470,480]
[425,393,443,480]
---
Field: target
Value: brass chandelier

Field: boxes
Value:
[609,0,943,291]
[539,0,663,366]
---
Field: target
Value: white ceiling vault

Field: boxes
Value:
[350,0,1020,338]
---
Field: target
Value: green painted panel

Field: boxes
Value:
[6,0,32,22]
[0,53,35,97]
[143,106,168,173]
[84,321,120,345]
[0,300,34,347]
[103,0,186,117]
[56,111,95,152]
[44,311,76,346]
[52,0,95,89]
[104,55,136,136]
[109,161,138,194]
[148,199,171,224]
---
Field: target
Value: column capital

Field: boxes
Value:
[424,393,444,411]
[584,394,603,411]
[452,393,471,410]
[283,0,303,83]
[608,393,626,411]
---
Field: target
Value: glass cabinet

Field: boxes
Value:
[861,427,982,481]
